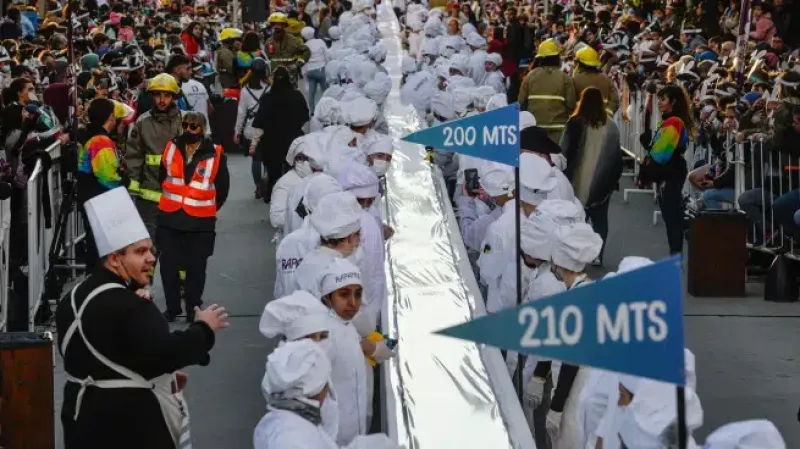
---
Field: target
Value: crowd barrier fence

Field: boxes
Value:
[0,198,10,331]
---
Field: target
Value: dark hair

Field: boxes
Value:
[493,26,504,40]
[571,87,607,127]
[241,31,261,53]
[657,84,696,137]
[165,54,191,74]
[87,98,116,126]
[2,77,32,106]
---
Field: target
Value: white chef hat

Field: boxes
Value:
[337,162,380,199]
[423,17,442,36]
[486,52,503,67]
[301,26,315,41]
[551,223,603,272]
[472,85,497,108]
[285,135,308,165]
[84,187,150,257]
[465,32,486,48]
[259,290,330,341]
[314,97,344,127]
[262,339,331,399]
[421,38,440,57]
[302,173,343,213]
[519,153,558,206]
[431,91,456,121]
[480,163,515,197]
[319,257,362,297]
[520,111,536,129]
[346,434,404,449]
[625,380,704,443]
[520,200,585,260]
[367,42,387,62]
[449,53,470,75]
[365,134,395,156]
[461,23,476,35]
[402,56,418,74]
[704,420,786,449]
[344,97,378,127]
[618,256,654,273]
[486,93,508,110]
[310,191,363,239]
[329,26,342,40]
[363,78,391,105]
[451,87,473,115]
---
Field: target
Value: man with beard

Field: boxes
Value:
[265,12,310,83]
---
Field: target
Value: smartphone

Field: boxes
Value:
[384,337,398,350]
[465,168,480,195]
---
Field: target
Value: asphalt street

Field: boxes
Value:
[51,155,800,448]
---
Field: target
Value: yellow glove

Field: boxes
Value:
[365,331,385,367]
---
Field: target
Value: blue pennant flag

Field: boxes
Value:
[436,256,686,385]
[402,104,520,167]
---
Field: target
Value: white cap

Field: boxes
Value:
[479,163,515,197]
[465,32,486,48]
[365,134,395,156]
[310,191,363,239]
[520,111,536,129]
[461,23,476,35]
[519,153,558,206]
[302,173,343,213]
[520,200,585,260]
[486,52,503,67]
[347,434,404,449]
[363,77,391,105]
[401,56,418,74]
[451,87,473,116]
[301,26,315,41]
[367,42,387,62]
[84,187,150,257]
[314,98,344,127]
[337,162,380,199]
[344,97,378,127]
[704,420,786,449]
[262,339,331,399]
[259,291,330,341]
[431,91,456,121]
[551,223,603,272]
[285,135,308,165]
[624,380,704,444]
[329,26,342,40]
[319,257,362,297]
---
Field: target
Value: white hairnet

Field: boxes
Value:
[368,42,387,62]
[310,191,363,239]
[520,200,585,260]
[551,223,603,272]
[301,26,315,41]
[486,52,503,67]
[259,290,330,341]
[337,162,380,199]
[364,134,394,156]
[704,420,786,449]
[363,75,392,105]
[480,163,515,197]
[344,97,378,127]
[519,152,558,205]
[486,93,508,110]
[262,339,331,399]
[421,38,440,57]
[329,26,342,40]
[461,23,476,35]
[520,111,536,129]
[346,434,404,449]
[449,53,470,75]
[303,173,343,213]
[402,56,419,74]
[626,380,704,443]
[314,98,344,127]
[465,32,486,48]
[431,91,456,121]
[285,135,308,166]
[423,17,443,37]
[319,257,362,297]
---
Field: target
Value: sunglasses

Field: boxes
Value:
[182,122,202,131]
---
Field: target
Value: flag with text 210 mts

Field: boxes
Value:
[436,256,686,385]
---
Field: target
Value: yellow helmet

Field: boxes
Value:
[219,27,244,41]
[268,12,289,25]
[536,39,561,58]
[146,73,180,94]
[575,45,602,67]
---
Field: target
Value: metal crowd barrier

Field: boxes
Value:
[0,198,10,331]
[26,142,85,331]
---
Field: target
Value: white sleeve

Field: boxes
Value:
[235,92,248,135]
[359,215,386,320]
[269,175,291,229]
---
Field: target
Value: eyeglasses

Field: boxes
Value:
[182,122,202,131]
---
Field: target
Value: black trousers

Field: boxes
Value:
[585,200,610,261]
[658,178,685,254]
[157,227,216,315]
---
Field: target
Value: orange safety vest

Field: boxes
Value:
[158,141,223,218]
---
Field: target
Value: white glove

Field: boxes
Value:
[545,410,563,441]
[523,376,546,409]
[350,308,377,338]
[371,341,396,363]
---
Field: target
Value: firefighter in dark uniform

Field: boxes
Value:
[572,45,620,117]
[266,12,311,84]
[157,112,230,323]
[56,187,229,449]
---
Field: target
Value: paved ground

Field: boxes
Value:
[51,157,800,448]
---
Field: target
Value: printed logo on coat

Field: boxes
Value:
[281,258,302,270]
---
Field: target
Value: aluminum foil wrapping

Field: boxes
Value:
[376,6,536,449]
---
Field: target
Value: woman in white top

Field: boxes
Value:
[301,27,329,113]
[234,57,270,199]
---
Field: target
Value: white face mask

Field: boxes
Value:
[371,159,390,176]
[295,160,314,178]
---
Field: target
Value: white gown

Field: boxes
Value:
[327,314,368,446]
[253,408,338,449]
[274,218,321,298]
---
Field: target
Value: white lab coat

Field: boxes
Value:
[518,264,568,380]
[327,313,368,445]
[468,49,488,83]
[270,169,304,230]
[576,369,619,449]
[478,199,517,314]
[355,211,386,326]
[274,219,321,298]
[284,177,313,237]
[253,407,338,449]
[480,71,506,95]
[457,195,502,252]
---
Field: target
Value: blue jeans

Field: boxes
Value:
[305,67,327,112]
[701,188,735,209]
[773,189,800,235]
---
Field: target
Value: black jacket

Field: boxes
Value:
[157,135,230,232]
[56,267,215,449]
